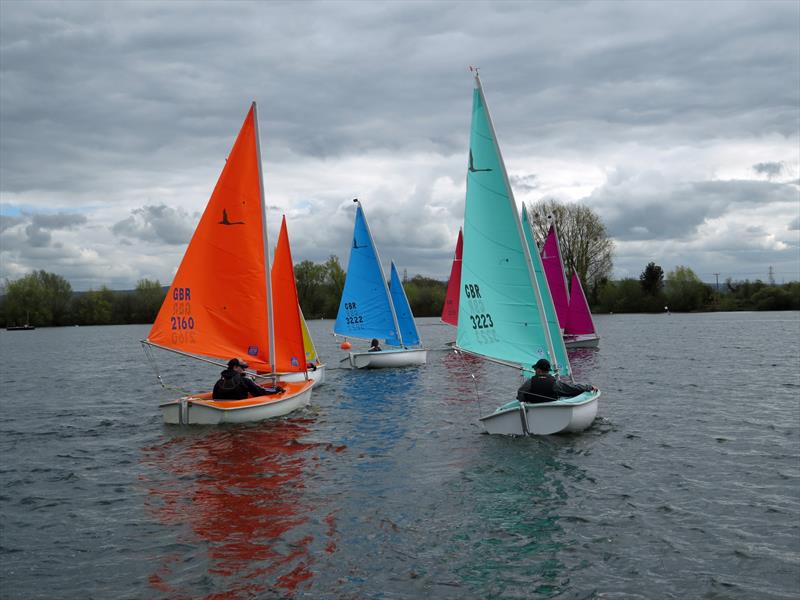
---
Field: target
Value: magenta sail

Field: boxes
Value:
[565,271,596,335]
[441,228,463,326]
[540,224,569,328]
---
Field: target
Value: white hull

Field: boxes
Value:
[564,334,600,349]
[262,364,326,385]
[159,381,313,425]
[343,348,427,369]
[479,391,600,436]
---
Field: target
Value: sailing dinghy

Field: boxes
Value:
[334,200,427,369]
[456,72,600,435]
[540,223,600,348]
[142,103,313,425]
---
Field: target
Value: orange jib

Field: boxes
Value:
[271,216,306,373]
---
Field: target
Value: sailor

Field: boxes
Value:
[212,358,273,400]
[368,338,382,352]
[516,359,597,404]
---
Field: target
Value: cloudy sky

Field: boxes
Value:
[1,0,798,291]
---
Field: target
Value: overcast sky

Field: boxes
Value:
[1,0,798,291]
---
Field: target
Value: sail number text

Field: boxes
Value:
[170,287,196,343]
[343,301,364,328]
[469,314,494,329]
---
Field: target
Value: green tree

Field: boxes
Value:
[640,262,664,296]
[133,279,165,323]
[404,275,446,317]
[3,270,72,326]
[73,287,115,325]
[665,266,711,312]
[322,256,346,317]
[294,260,327,317]
[528,199,614,287]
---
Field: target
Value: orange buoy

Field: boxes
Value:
[340,341,352,350]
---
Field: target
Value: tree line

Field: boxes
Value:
[594,262,800,313]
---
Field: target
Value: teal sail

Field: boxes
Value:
[334,203,401,345]
[456,74,567,375]
[522,205,571,376]
[389,261,421,347]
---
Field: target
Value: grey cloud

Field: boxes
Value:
[0,215,22,232]
[112,204,196,245]
[588,177,799,241]
[24,223,51,247]
[510,174,538,193]
[2,1,798,196]
[753,162,784,178]
[30,212,87,230]
[789,216,800,231]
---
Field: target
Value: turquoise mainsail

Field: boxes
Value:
[456,75,567,376]
[521,204,571,376]
[334,202,402,346]
[389,261,420,347]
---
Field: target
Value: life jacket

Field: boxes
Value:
[517,375,558,404]
[212,369,249,400]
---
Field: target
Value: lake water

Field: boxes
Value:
[1,313,798,599]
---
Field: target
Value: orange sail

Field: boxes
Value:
[147,104,273,371]
[270,217,307,373]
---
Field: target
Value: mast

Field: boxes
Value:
[474,73,566,375]
[355,199,405,348]
[253,101,276,374]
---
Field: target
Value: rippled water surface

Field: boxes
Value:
[1,313,799,599]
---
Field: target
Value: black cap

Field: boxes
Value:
[227,358,249,369]
[533,358,551,372]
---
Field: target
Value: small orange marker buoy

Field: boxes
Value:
[340,341,352,350]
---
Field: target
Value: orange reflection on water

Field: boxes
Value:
[141,419,342,598]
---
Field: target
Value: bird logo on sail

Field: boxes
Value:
[468,149,492,173]
[219,209,245,225]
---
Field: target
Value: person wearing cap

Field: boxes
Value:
[516,358,597,404]
[212,358,272,400]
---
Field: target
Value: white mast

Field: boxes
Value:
[253,101,276,374]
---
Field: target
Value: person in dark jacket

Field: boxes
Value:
[516,358,597,404]
[212,358,272,400]
[368,339,382,352]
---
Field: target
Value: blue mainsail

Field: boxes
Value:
[522,205,571,376]
[456,75,565,374]
[334,204,400,345]
[389,261,420,347]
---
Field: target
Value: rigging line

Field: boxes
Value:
[141,341,194,396]
[453,347,483,418]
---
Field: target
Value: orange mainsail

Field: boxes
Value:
[147,104,273,371]
[270,217,306,373]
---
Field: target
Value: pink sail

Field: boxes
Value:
[441,228,463,326]
[565,271,596,335]
[540,224,569,328]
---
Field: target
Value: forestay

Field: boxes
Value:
[389,262,420,347]
[334,204,400,345]
[456,75,560,372]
